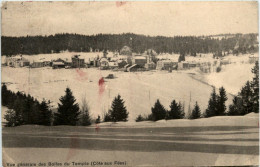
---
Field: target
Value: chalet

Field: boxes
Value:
[72,55,85,68]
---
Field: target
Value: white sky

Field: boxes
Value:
[1,1,258,37]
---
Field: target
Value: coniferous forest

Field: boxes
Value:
[2,33,258,56]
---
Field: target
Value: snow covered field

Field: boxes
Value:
[2,67,234,121]
[1,52,256,121]
[2,113,259,166]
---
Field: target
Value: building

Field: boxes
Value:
[99,57,118,69]
[31,61,44,68]
[6,57,30,67]
[108,61,118,69]
[43,61,51,66]
[249,55,259,64]
[188,62,197,68]
[72,55,85,68]
[52,62,65,69]
[156,60,174,70]
[177,62,189,70]
[145,49,157,63]
[99,57,109,69]
[132,56,147,67]
[145,62,156,70]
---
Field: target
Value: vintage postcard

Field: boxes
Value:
[1,1,259,167]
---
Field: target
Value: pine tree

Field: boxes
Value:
[151,99,166,121]
[190,102,201,119]
[217,87,228,115]
[167,100,185,119]
[109,95,128,122]
[205,87,218,117]
[227,96,244,115]
[251,61,259,113]
[2,84,9,106]
[38,100,52,126]
[239,81,254,114]
[54,87,80,125]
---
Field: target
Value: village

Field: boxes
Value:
[3,45,259,74]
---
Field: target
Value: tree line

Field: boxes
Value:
[2,62,258,126]
[2,85,129,127]
[2,33,258,56]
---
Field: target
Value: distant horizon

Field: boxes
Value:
[2,32,259,38]
[1,1,258,37]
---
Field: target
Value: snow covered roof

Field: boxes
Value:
[100,57,109,62]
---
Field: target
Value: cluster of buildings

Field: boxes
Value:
[5,46,256,72]
[4,55,85,69]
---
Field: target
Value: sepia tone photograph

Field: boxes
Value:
[1,1,259,167]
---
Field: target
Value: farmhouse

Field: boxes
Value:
[72,55,85,68]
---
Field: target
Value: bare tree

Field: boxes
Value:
[78,93,91,126]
